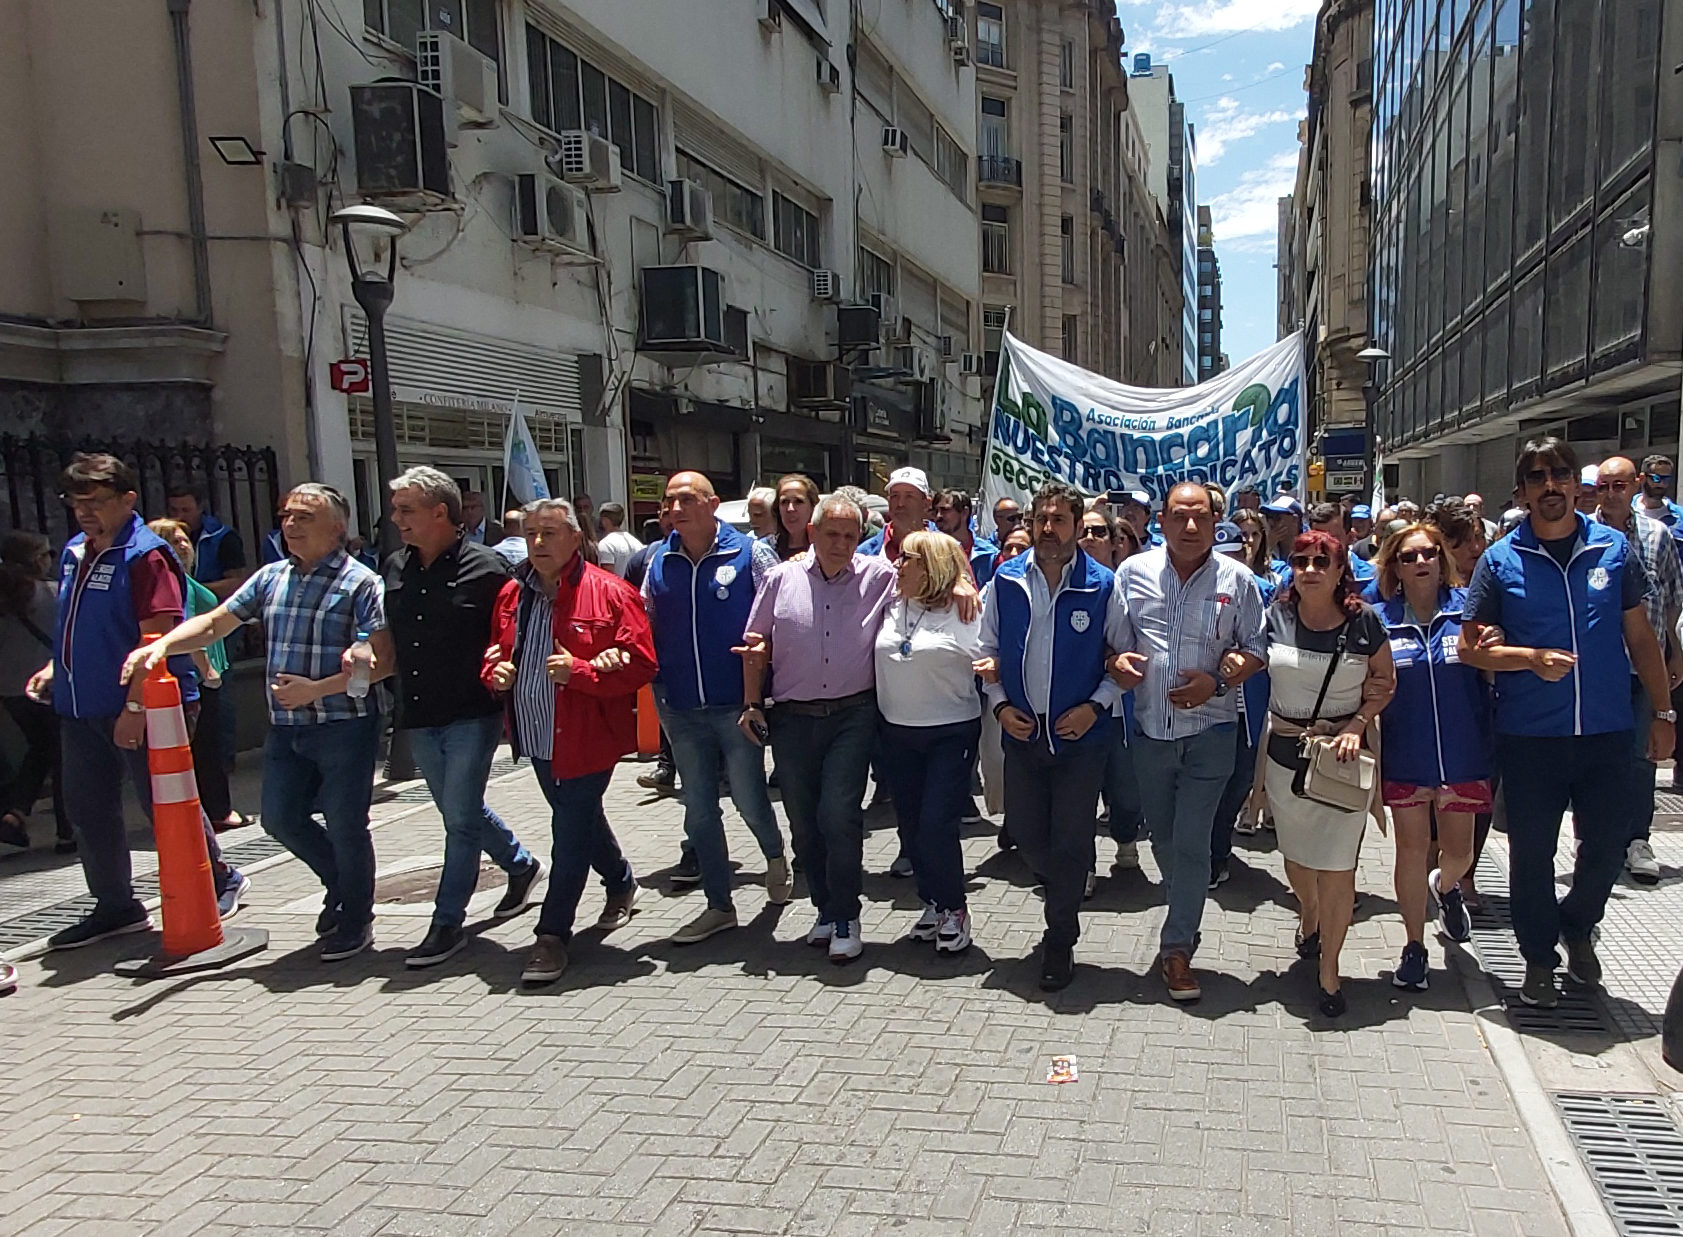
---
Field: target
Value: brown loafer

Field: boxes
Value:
[1162,952,1202,1002]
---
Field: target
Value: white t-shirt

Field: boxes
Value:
[596,529,644,577]
[874,595,983,727]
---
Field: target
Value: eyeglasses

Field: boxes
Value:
[1596,478,1637,492]
[1522,466,1576,486]
[1289,553,1333,571]
[1397,547,1440,565]
[1079,525,1113,539]
[59,491,121,512]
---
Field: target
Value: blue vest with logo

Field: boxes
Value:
[193,513,237,584]
[54,513,198,719]
[1379,589,1492,784]
[992,548,1113,753]
[1481,514,1634,737]
[646,519,757,711]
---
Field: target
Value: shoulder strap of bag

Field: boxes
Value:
[17,613,52,650]
[1305,620,1351,727]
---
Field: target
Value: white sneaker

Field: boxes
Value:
[805,917,834,947]
[908,902,939,941]
[1111,842,1139,873]
[828,918,863,963]
[1627,839,1661,885]
[935,909,971,953]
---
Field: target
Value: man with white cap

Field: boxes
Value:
[1350,504,1378,560]
[1577,464,1601,515]
[859,467,939,561]
[1260,495,1303,578]
[1114,491,1155,547]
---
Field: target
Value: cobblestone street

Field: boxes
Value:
[0,755,1614,1236]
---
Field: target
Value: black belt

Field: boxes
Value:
[773,689,875,717]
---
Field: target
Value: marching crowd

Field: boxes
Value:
[0,438,1676,1020]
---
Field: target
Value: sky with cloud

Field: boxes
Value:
[1112,0,1315,370]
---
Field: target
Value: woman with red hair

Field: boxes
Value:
[1262,530,1396,1018]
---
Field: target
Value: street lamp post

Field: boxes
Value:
[1356,346,1390,497]
[330,204,412,781]
[330,204,409,559]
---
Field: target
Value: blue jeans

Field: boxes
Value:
[1134,726,1236,957]
[656,691,785,912]
[1103,721,1143,846]
[60,711,229,916]
[769,699,876,924]
[260,713,382,931]
[408,714,533,928]
[1498,730,1633,969]
[529,761,634,941]
[878,717,980,912]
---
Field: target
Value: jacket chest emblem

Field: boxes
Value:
[1588,566,1610,591]
[714,565,738,587]
[1070,609,1090,633]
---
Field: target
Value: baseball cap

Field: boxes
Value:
[887,466,931,496]
[1580,464,1599,488]
[1351,504,1372,520]
[1261,495,1303,517]
[1212,522,1246,554]
[1114,489,1151,509]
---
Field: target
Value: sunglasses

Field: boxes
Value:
[1397,547,1440,565]
[1522,466,1576,486]
[1289,553,1333,571]
[1079,525,1113,539]
[1646,473,1674,485]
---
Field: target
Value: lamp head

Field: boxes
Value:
[329,204,410,239]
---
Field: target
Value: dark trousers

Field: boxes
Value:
[3,695,67,840]
[1103,721,1143,845]
[61,709,227,916]
[529,762,633,942]
[191,682,234,823]
[770,699,876,924]
[1210,723,1257,868]
[877,717,980,913]
[1003,732,1109,949]
[1497,731,1633,969]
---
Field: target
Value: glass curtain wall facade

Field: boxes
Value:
[1370,0,1664,451]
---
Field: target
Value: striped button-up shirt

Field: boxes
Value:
[513,581,556,759]
[1108,546,1268,742]
[225,548,387,725]
[1593,509,1681,654]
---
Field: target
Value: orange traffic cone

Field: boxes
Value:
[636,683,661,757]
[115,636,266,979]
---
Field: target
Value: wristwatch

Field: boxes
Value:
[1656,709,1678,723]
[124,700,144,714]
[1212,674,1229,699]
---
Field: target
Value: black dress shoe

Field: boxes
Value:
[1295,930,1321,960]
[1039,942,1074,991]
[1317,986,1347,1017]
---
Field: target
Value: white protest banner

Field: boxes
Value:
[502,401,552,506]
[981,331,1306,511]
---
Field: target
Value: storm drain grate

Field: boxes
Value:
[1555,1092,1683,1235]
[1467,887,1610,1034]
[0,833,288,952]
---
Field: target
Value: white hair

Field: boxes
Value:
[389,466,462,524]
[522,497,580,531]
[747,486,776,508]
[812,494,865,532]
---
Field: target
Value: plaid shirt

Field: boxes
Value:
[226,548,387,725]
[1593,510,1682,655]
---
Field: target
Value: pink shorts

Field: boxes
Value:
[1382,779,1493,813]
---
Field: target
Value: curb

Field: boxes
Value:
[1454,949,1617,1237]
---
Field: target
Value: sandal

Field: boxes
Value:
[1295,930,1321,959]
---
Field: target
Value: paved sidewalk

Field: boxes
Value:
[1,759,1572,1236]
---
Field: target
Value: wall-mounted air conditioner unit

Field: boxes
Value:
[882,127,909,157]
[514,173,588,255]
[759,0,782,31]
[894,346,936,382]
[914,381,949,443]
[417,30,499,127]
[938,335,955,358]
[812,269,842,302]
[960,352,985,376]
[350,82,451,200]
[640,265,732,356]
[945,15,965,43]
[816,57,843,95]
[665,178,714,241]
[837,303,882,349]
[790,359,852,408]
[952,43,974,66]
[555,130,622,191]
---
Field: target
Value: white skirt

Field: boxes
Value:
[1264,755,1367,871]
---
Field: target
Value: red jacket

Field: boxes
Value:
[482,554,657,779]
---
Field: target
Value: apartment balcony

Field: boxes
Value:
[978,155,1023,190]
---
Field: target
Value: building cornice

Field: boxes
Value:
[0,322,227,386]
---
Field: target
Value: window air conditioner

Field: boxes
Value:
[837,303,882,349]
[555,130,623,192]
[938,334,955,358]
[665,178,714,241]
[350,81,451,200]
[952,43,974,66]
[882,127,910,157]
[816,56,843,95]
[640,265,732,355]
[790,359,852,408]
[960,352,985,376]
[416,30,499,127]
[759,0,782,31]
[945,15,965,43]
[812,269,842,302]
[514,173,588,255]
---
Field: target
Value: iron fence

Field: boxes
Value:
[0,436,281,554]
